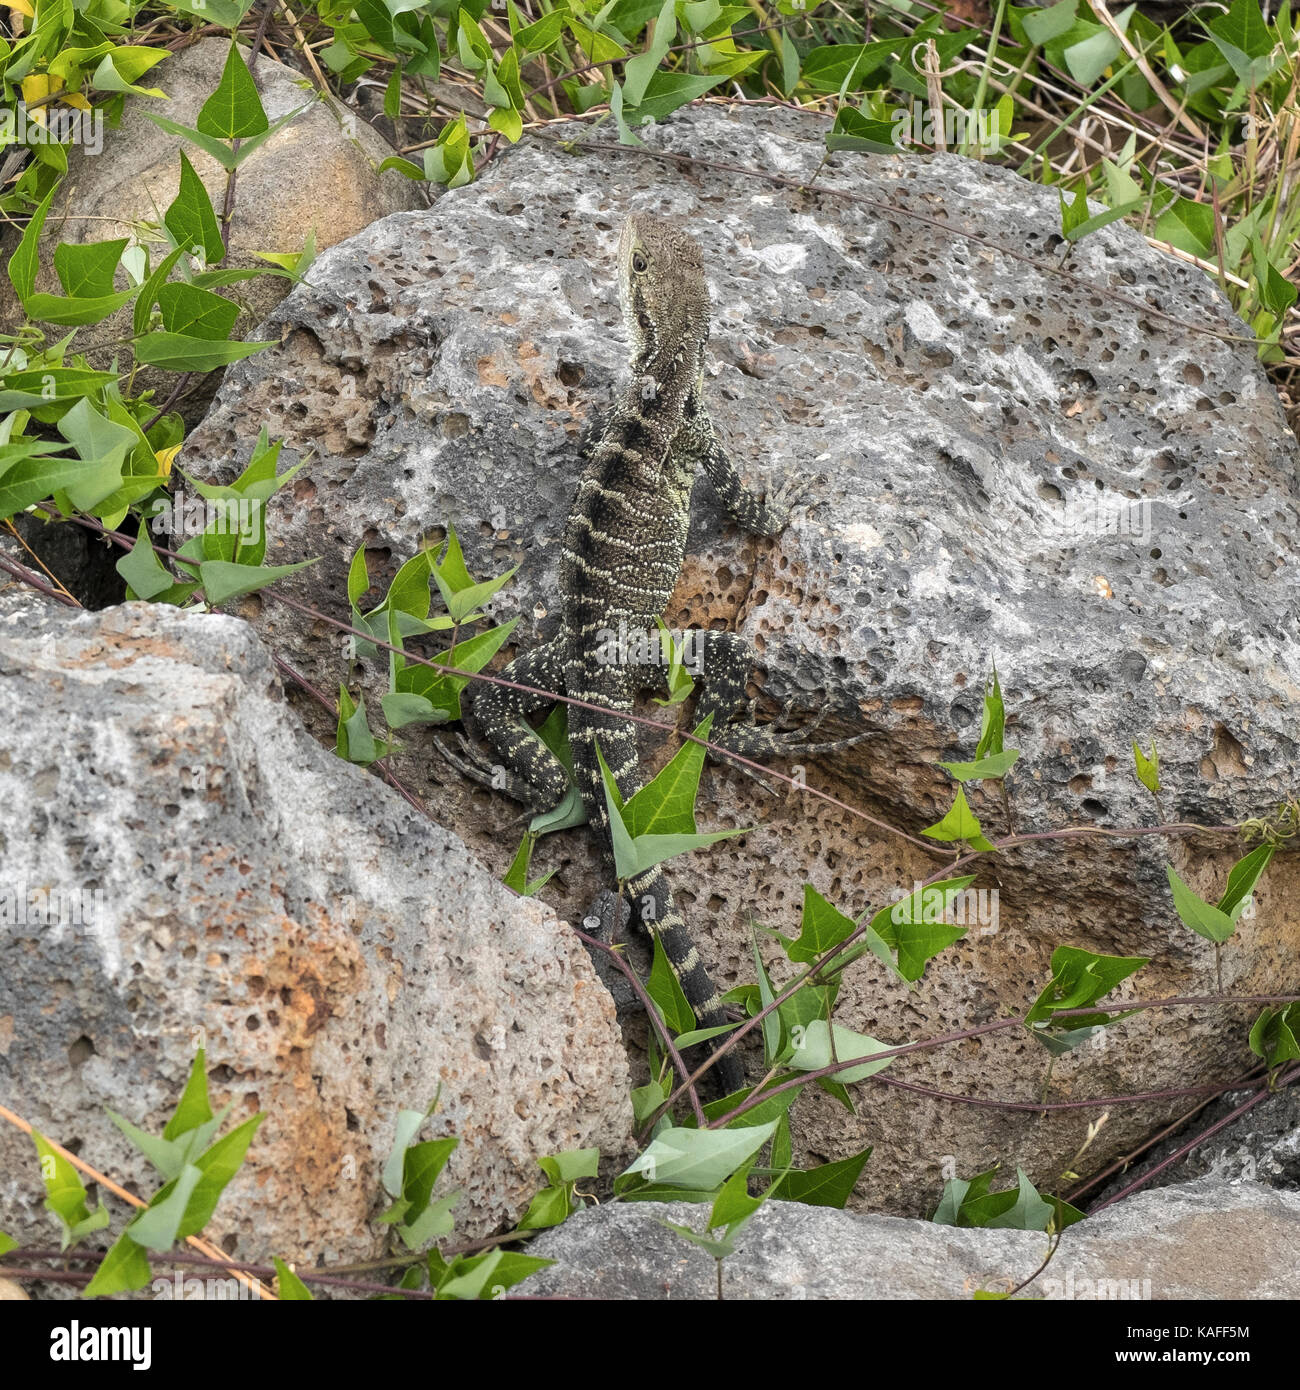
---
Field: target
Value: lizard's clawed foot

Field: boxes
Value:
[433,731,537,812]
[763,474,813,529]
[766,469,832,527]
[768,700,873,756]
[706,697,872,764]
[432,730,497,786]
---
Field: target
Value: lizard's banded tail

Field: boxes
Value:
[570,729,743,1093]
[627,866,744,1096]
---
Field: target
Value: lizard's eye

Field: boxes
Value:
[637,311,652,332]
[632,251,649,274]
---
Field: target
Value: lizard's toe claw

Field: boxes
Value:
[581,888,633,943]
[765,474,814,524]
[457,731,496,771]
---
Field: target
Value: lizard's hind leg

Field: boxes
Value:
[667,629,872,762]
[435,637,572,816]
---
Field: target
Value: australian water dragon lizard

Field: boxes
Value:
[440,214,865,1092]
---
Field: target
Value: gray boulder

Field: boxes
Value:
[0,602,632,1269]
[524,1179,1300,1299]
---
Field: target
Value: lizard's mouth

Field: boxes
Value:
[617,217,637,286]
[617,217,641,345]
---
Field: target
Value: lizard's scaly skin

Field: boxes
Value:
[457,216,863,1092]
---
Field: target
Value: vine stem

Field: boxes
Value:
[50,511,972,859]
[1062,1063,1267,1204]
[1088,1062,1300,1214]
[6,519,1281,1134]
[876,1069,1266,1114]
[0,1102,274,1301]
[67,507,1249,858]
[698,994,1300,1130]
[573,924,706,1128]
[0,550,80,607]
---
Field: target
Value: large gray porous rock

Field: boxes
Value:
[182,104,1300,1214]
[0,602,632,1268]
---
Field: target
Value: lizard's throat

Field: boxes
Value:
[633,339,704,410]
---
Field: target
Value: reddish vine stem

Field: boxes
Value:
[270,650,431,818]
[874,1068,1269,1113]
[16,514,1270,1131]
[140,374,194,434]
[0,1254,434,1299]
[1062,1063,1268,1204]
[0,1268,87,1286]
[0,552,80,607]
[572,924,706,1127]
[1087,1063,1300,1214]
[700,994,1300,1130]
[58,513,1245,865]
[53,510,965,858]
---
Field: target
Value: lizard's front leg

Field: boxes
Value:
[680,379,810,537]
[665,628,871,759]
[702,435,813,537]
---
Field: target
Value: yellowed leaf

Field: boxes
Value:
[21,73,54,123]
[21,72,91,119]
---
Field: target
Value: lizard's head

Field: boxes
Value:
[618,214,709,371]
